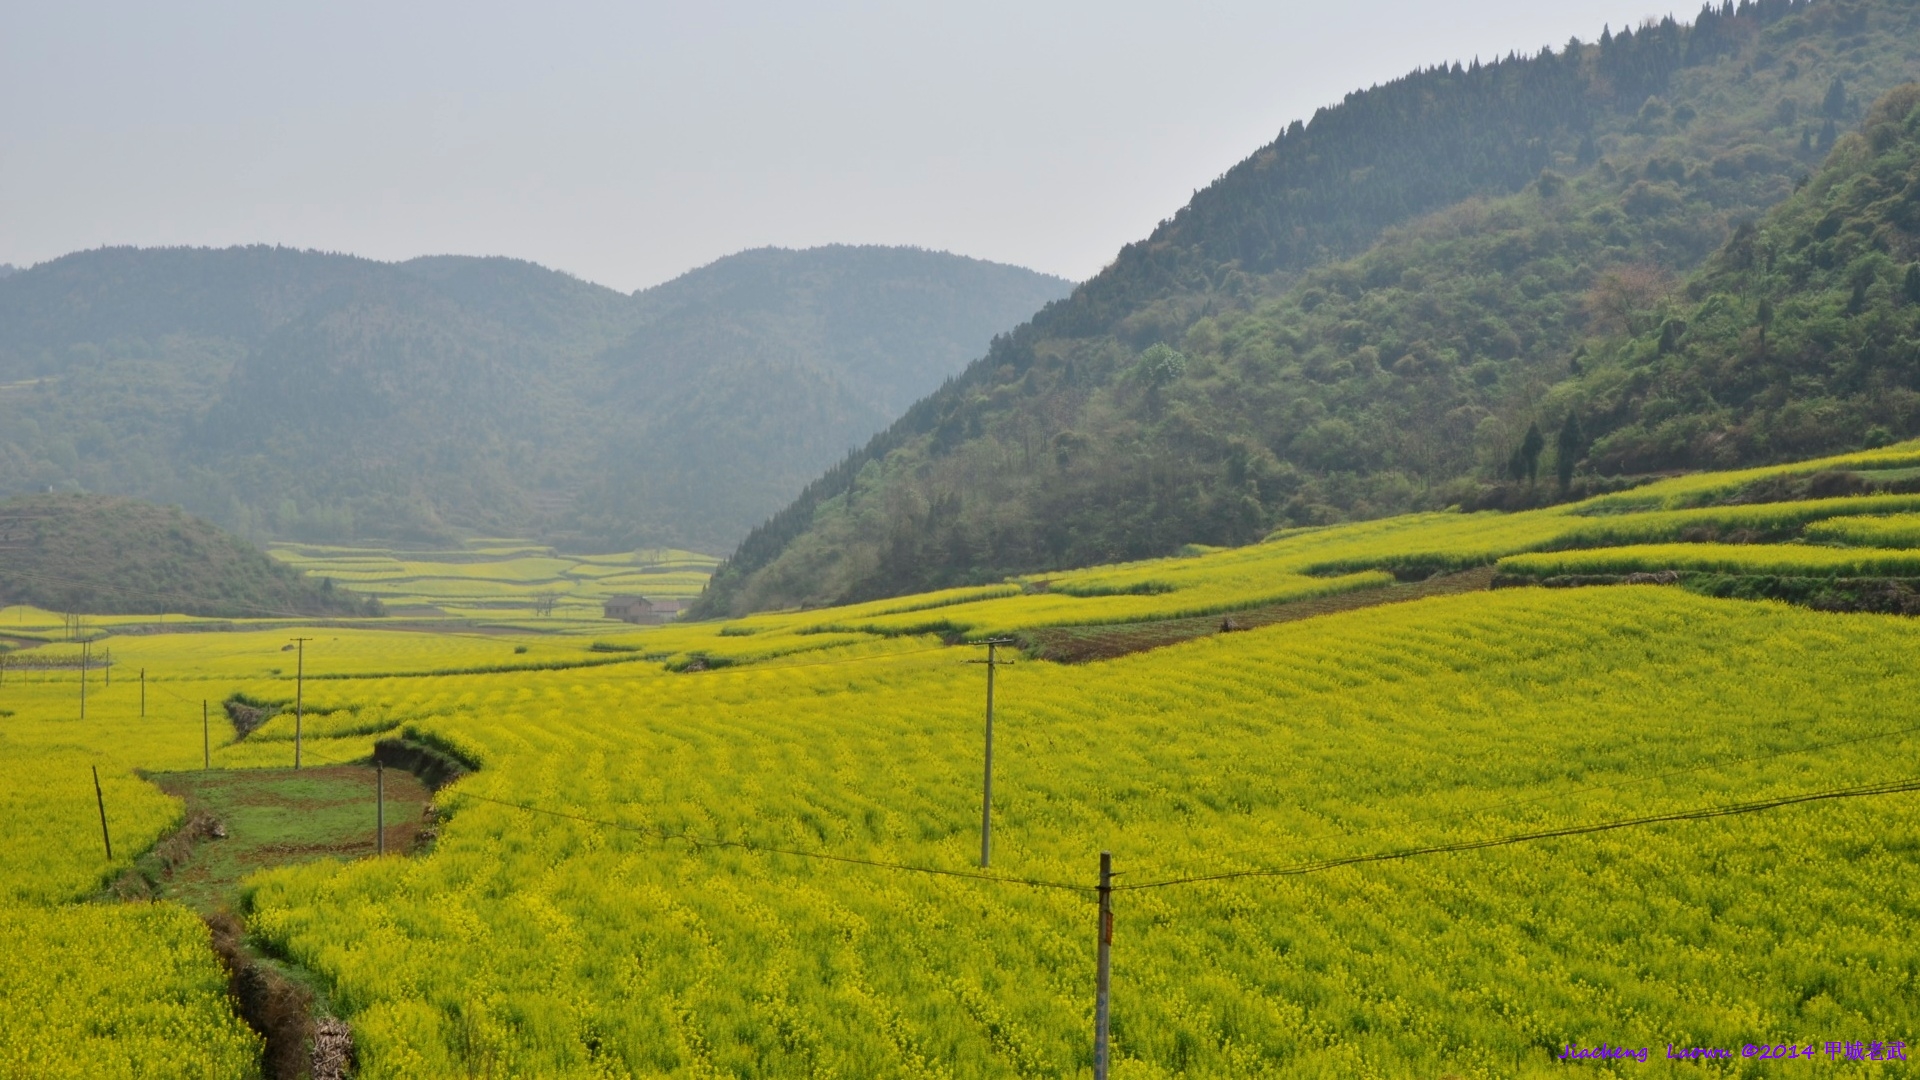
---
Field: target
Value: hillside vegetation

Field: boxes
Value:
[704,0,1920,615]
[0,494,373,618]
[0,245,1071,553]
[1562,82,1920,469]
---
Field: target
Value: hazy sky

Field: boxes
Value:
[4,2,1674,292]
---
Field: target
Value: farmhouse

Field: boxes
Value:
[602,595,687,624]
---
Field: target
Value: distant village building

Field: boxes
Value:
[602,595,687,624]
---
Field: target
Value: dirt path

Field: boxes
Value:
[1022,566,1498,663]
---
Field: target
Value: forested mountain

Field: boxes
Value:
[0,494,371,618]
[1563,82,1920,470]
[699,0,1920,616]
[0,245,1070,552]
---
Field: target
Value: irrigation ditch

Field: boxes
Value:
[98,737,474,1080]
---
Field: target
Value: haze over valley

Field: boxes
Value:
[0,244,1070,553]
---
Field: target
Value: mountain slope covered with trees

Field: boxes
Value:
[0,494,373,618]
[0,245,1071,553]
[700,0,1920,615]
[1559,83,1920,470]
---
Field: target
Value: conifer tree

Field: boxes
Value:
[1823,76,1849,118]
[1521,422,1545,484]
[1556,414,1583,492]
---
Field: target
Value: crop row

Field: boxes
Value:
[1499,543,1920,578]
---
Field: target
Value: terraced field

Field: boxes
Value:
[4,443,1920,1076]
[267,539,717,623]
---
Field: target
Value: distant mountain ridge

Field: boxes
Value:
[0,244,1071,552]
[700,0,1920,616]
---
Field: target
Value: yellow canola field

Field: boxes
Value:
[809,570,1392,636]
[0,904,260,1080]
[0,672,264,1077]
[269,541,720,620]
[1551,493,1920,544]
[1501,543,1920,577]
[1577,439,1920,510]
[1807,511,1920,548]
[10,444,1920,1077]
[237,587,1920,1077]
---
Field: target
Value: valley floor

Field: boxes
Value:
[4,443,1920,1077]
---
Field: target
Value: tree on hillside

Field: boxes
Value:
[1584,265,1673,335]
[1824,76,1850,118]
[1556,413,1584,493]
[1507,422,1545,484]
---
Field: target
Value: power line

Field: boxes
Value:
[446,788,1095,893]
[1114,774,1920,892]
[435,773,1920,900]
[1148,713,1920,878]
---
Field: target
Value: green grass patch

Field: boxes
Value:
[131,765,430,916]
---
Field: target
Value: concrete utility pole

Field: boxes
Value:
[290,638,312,769]
[1094,851,1114,1080]
[968,638,1016,868]
[79,641,88,720]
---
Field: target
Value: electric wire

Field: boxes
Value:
[446,787,1096,893]
[1148,712,1920,877]
[430,772,1920,900]
[1115,774,1920,892]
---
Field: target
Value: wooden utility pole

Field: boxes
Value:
[202,700,210,771]
[968,638,1016,868]
[1094,851,1113,1080]
[92,766,112,861]
[290,638,312,769]
[376,761,385,856]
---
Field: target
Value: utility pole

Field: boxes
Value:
[92,766,112,861]
[203,700,210,771]
[290,638,312,769]
[79,641,88,721]
[139,668,145,718]
[967,638,1016,868]
[1094,851,1113,1080]
[376,761,385,856]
